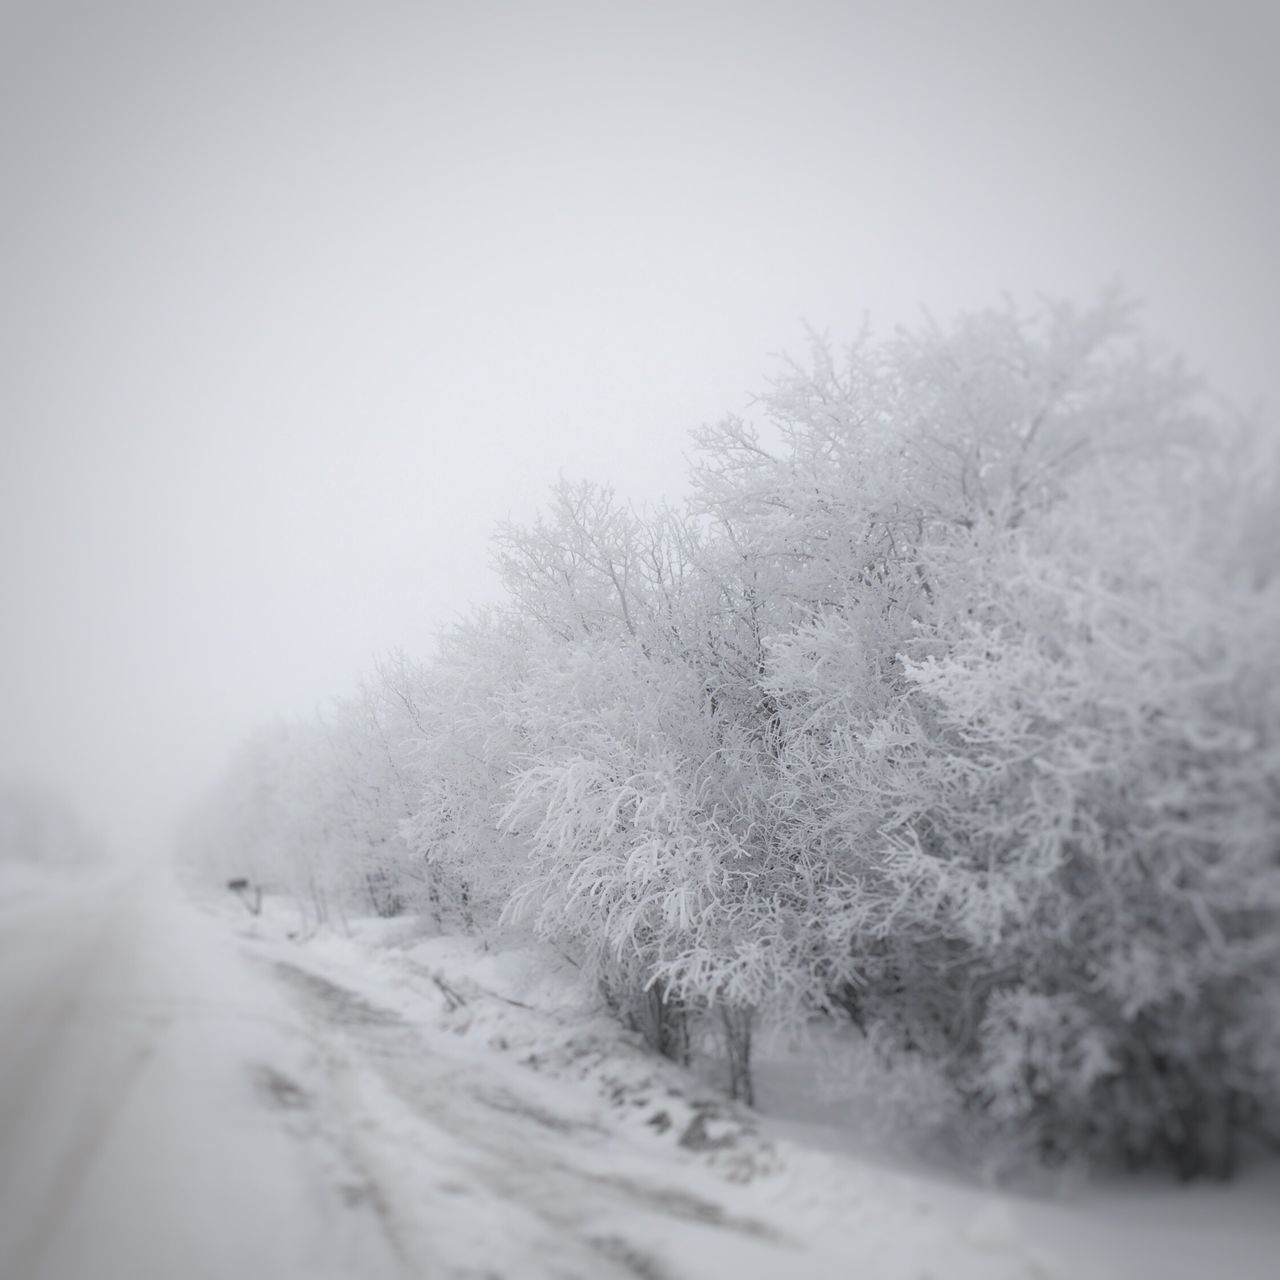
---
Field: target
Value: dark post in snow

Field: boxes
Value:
[227,877,263,916]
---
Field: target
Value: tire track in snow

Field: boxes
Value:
[265,957,789,1280]
[245,1059,421,1280]
[0,894,128,1147]
[0,888,171,1280]
[6,1022,166,1280]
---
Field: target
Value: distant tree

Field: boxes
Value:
[0,782,101,868]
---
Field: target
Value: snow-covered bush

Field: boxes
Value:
[883,468,1280,1176]
[708,296,1278,1173]
[498,636,773,1086]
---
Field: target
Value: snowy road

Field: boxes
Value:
[0,870,829,1280]
[0,869,1002,1280]
[2,870,1273,1280]
[0,870,407,1280]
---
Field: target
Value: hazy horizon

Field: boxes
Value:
[2,0,1277,860]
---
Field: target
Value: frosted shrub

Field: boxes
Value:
[973,989,1117,1156]
[732,297,1279,1174]
[880,455,1280,1175]
[499,638,771,1080]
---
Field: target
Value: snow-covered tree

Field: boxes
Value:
[736,297,1278,1174]
[399,609,535,931]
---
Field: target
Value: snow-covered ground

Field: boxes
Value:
[1,868,1276,1280]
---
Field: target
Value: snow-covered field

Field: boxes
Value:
[1,867,1276,1280]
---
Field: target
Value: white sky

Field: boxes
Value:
[2,0,1277,859]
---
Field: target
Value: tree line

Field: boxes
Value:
[187,296,1280,1178]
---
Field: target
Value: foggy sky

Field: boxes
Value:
[2,0,1277,860]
